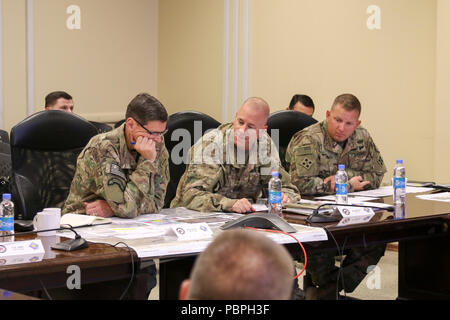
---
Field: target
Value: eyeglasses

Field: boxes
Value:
[133,118,168,137]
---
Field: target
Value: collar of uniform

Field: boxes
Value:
[118,123,138,170]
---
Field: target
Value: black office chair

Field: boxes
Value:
[89,121,113,134]
[266,110,318,171]
[0,129,9,144]
[0,141,10,154]
[164,111,221,208]
[114,119,125,128]
[10,110,98,220]
[0,153,12,195]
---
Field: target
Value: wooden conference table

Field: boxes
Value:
[159,190,450,300]
[0,190,449,300]
[0,234,148,299]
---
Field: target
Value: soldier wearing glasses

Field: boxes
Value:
[62,93,170,218]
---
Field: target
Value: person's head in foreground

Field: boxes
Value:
[179,229,294,300]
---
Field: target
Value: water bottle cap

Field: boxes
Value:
[396,160,403,164]
[2,193,11,200]
[338,164,345,170]
[271,171,279,177]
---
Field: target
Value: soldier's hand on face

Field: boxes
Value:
[134,136,157,161]
[232,198,255,214]
[281,193,291,204]
[84,200,114,218]
[323,175,336,192]
[349,176,371,191]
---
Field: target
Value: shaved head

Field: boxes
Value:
[241,97,270,121]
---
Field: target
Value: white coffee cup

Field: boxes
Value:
[33,211,61,236]
[42,207,61,217]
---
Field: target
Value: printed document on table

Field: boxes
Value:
[58,207,327,258]
[314,195,381,202]
[416,192,450,202]
[348,185,432,197]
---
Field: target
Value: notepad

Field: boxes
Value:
[60,213,112,228]
[283,202,334,216]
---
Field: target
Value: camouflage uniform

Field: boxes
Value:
[286,121,386,195]
[171,123,301,211]
[62,123,170,218]
[286,121,387,296]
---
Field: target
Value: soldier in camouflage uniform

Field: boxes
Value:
[286,93,387,299]
[62,93,170,218]
[171,97,301,213]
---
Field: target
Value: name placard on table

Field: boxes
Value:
[0,240,45,266]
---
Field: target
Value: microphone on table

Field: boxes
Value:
[306,202,394,224]
[2,224,89,251]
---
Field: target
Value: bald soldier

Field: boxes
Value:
[286,93,387,299]
[171,97,300,213]
[63,93,170,218]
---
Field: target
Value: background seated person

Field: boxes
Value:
[287,94,315,117]
[286,93,386,195]
[44,91,74,113]
[286,93,387,299]
[62,93,170,218]
[171,97,301,213]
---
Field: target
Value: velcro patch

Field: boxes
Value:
[297,145,312,156]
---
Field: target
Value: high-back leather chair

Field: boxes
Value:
[164,111,221,208]
[10,110,98,220]
[0,153,12,195]
[266,110,318,171]
[89,121,113,134]
[114,119,125,128]
[0,129,9,144]
[0,141,10,154]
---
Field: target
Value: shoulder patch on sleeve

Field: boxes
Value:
[297,145,313,156]
[299,156,314,170]
[105,177,126,203]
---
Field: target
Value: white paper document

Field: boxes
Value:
[314,195,382,202]
[58,207,327,258]
[348,185,431,197]
[251,204,268,212]
[416,192,450,202]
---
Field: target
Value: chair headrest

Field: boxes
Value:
[10,110,98,151]
[267,110,318,146]
[166,111,221,131]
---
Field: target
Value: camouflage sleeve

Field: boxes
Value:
[99,147,169,218]
[279,165,302,202]
[346,136,387,191]
[264,137,301,202]
[170,162,237,212]
[286,135,332,195]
